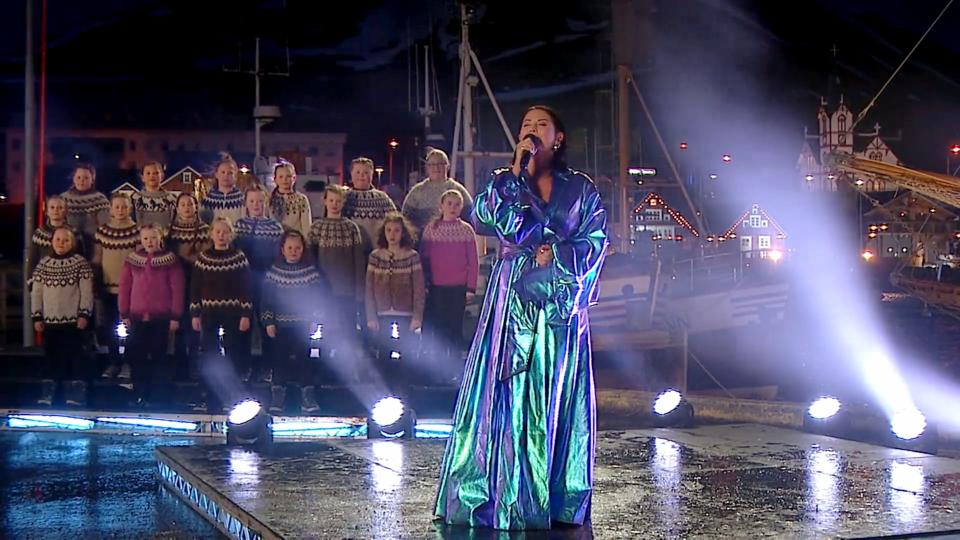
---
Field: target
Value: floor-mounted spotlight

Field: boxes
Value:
[886,407,938,454]
[651,389,694,428]
[367,396,416,439]
[803,396,849,436]
[226,399,273,448]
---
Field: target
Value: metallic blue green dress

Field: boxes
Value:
[434,166,608,530]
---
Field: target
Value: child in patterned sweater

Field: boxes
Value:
[60,163,110,250]
[119,225,185,408]
[261,231,325,413]
[30,195,86,272]
[167,193,210,380]
[93,193,140,380]
[365,213,425,389]
[190,218,254,411]
[131,161,178,229]
[31,227,94,407]
[419,189,479,379]
[268,160,313,237]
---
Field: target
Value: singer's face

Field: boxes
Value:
[519,109,563,151]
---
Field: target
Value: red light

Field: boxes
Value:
[950,144,960,155]
[721,154,732,163]
[679,142,688,150]
[389,139,399,149]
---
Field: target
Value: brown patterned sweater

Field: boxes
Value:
[189,247,254,319]
[309,217,366,300]
[365,248,425,321]
[30,253,95,325]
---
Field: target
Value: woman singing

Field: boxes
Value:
[434,105,608,530]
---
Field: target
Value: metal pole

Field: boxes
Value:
[468,49,516,149]
[450,5,468,177]
[254,38,260,159]
[23,0,35,347]
[616,64,630,254]
[464,74,476,195]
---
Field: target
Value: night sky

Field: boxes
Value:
[4,0,960,196]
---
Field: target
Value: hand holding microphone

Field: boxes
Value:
[512,134,542,177]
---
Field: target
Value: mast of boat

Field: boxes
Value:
[450,3,515,195]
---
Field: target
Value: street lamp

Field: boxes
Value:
[374,166,384,184]
[721,154,732,163]
[388,139,399,185]
[948,144,960,174]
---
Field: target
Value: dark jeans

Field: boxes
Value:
[266,323,313,384]
[372,315,419,395]
[127,319,173,402]
[424,285,467,370]
[198,314,251,409]
[96,293,122,368]
[43,324,90,380]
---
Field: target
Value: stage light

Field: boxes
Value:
[805,174,814,182]
[808,396,841,420]
[226,399,273,447]
[652,389,694,427]
[862,250,875,261]
[890,408,926,440]
[414,420,454,439]
[767,250,783,263]
[368,396,416,439]
[96,417,199,432]
[8,414,94,430]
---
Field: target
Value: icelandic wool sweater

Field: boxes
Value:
[93,219,140,294]
[30,252,95,325]
[167,217,211,265]
[234,216,285,273]
[365,248,425,320]
[131,190,178,230]
[119,249,185,321]
[30,222,86,271]
[268,190,313,237]
[309,217,366,300]
[343,187,397,247]
[199,187,245,225]
[260,260,324,326]
[61,188,110,240]
[189,247,253,319]
[401,178,474,232]
[419,218,479,291]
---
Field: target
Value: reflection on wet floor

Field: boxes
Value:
[155,423,960,539]
[0,431,219,538]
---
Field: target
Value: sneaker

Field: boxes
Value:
[101,365,120,378]
[301,386,320,414]
[117,363,131,380]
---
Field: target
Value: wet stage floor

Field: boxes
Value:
[156,423,960,539]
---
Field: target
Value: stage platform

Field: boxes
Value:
[156,423,960,539]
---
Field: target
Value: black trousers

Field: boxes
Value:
[266,323,313,384]
[96,293,122,367]
[424,285,467,362]
[371,315,419,395]
[198,315,251,408]
[43,324,90,380]
[127,319,173,402]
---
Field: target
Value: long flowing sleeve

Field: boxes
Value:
[465,226,479,292]
[473,168,527,238]
[518,177,607,325]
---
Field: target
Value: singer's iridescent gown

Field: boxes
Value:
[434,166,608,530]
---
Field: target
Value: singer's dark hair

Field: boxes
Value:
[517,105,568,171]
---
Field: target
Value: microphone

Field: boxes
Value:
[518,134,542,175]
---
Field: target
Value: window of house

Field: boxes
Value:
[183,172,193,184]
[749,215,761,228]
[758,236,771,249]
[740,236,752,251]
[646,209,662,221]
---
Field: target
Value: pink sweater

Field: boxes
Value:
[118,249,185,321]
[419,219,479,292]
